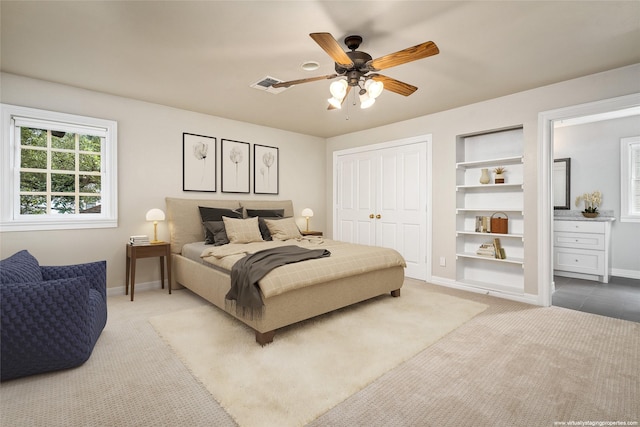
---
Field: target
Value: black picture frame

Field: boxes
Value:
[183,133,216,192]
[253,144,279,195]
[221,139,250,193]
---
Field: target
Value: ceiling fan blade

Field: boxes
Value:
[271,74,338,89]
[371,74,418,96]
[368,41,439,71]
[328,86,352,110]
[310,33,354,69]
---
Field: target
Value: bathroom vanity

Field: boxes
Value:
[553,212,615,283]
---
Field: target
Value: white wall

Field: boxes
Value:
[0,73,326,290]
[326,64,640,296]
[554,116,640,276]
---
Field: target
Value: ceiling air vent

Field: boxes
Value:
[250,76,288,94]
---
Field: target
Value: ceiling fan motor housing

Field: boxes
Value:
[335,50,372,77]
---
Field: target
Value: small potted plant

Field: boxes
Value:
[493,167,506,184]
[575,190,602,218]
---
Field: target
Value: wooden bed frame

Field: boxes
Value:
[166,197,404,345]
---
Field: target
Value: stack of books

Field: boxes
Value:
[129,235,150,245]
[476,238,507,259]
[476,242,496,257]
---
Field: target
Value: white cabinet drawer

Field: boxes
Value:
[554,231,605,250]
[554,220,605,233]
[554,247,604,275]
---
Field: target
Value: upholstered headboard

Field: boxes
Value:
[164,197,294,254]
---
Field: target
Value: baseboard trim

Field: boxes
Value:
[429,276,541,306]
[610,268,640,280]
[107,280,164,297]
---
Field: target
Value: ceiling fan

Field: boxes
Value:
[271,32,439,109]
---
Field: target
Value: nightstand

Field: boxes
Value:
[301,230,323,236]
[125,242,172,301]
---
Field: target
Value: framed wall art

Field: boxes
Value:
[254,144,279,195]
[221,139,250,193]
[183,133,216,192]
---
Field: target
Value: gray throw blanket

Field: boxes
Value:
[225,245,331,320]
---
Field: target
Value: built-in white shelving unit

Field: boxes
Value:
[455,126,525,295]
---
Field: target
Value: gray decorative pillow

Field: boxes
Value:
[203,221,230,246]
[264,217,303,241]
[222,216,264,244]
[199,206,242,244]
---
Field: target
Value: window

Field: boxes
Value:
[1,104,117,231]
[620,135,640,223]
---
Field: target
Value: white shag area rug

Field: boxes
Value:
[149,281,487,427]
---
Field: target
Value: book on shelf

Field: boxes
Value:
[493,238,506,259]
[475,216,491,233]
[129,235,150,245]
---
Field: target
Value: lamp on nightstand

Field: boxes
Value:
[301,208,314,232]
[145,208,165,243]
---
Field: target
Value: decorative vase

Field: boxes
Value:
[479,168,490,184]
[494,173,505,184]
[582,212,599,218]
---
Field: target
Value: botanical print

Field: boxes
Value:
[254,144,279,194]
[183,133,216,192]
[222,139,250,193]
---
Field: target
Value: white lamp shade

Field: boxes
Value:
[327,96,343,109]
[359,92,375,109]
[301,208,314,218]
[329,80,348,98]
[366,79,384,99]
[145,208,165,221]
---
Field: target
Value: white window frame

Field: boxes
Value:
[1,104,117,231]
[620,135,640,223]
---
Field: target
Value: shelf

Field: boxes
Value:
[456,156,523,169]
[456,231,523,239]
[456,252,524,265]
[457,183,522,191]
[456,126,525,296]
[456,208,524,214]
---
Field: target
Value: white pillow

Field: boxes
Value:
[264,217,302,241]
[222,216,264,243]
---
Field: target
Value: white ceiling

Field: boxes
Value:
[1,1,639,138]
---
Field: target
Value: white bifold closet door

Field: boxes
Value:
[335,140,427,280]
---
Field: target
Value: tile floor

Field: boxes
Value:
[552,275,640,323]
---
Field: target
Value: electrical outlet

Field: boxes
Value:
[439,257,446,267]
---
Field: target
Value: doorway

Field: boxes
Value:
[538,93,640,317]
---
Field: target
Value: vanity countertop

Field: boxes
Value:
[554,210,615,222]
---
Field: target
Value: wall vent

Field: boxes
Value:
[250,76,288,94]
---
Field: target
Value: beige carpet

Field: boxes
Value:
[149,281,487,427]
[1,279,637,427]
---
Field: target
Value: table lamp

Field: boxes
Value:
[145,208,165,243]
[301,208,314,232]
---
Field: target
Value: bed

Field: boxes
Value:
[166,197,406,345]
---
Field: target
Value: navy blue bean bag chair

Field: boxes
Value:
[0,250,107,381]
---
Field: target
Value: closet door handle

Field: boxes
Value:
[376,214,381,219]
[369,214,374,219]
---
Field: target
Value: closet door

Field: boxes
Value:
[335,151,377,246]
[377,143,427,279]
[335,141,427,280]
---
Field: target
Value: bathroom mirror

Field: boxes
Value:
[553,158,571,210]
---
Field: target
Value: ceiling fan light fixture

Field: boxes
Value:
[329,79,348,98]
[328,96,343,109]
[359,92,375,109]
[365,79,384,99]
